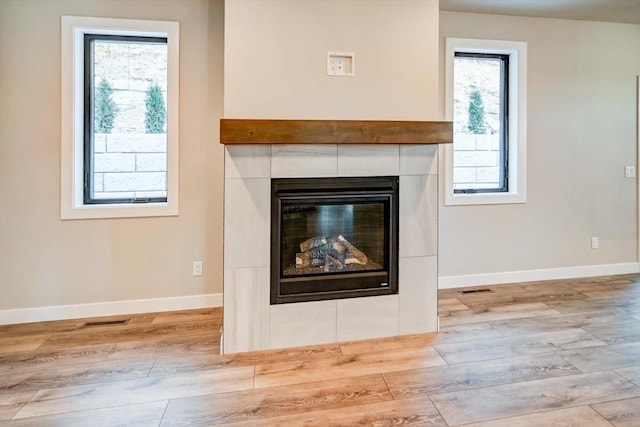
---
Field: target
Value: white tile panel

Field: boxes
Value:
[223,266,270,353]
[270,300,337,349]
[400,144,438,176]
[336,295,399,342]
[224,178,270,268]
[337,144,399,177]
[398,256,438,334]
[225,145,271,179]
[399,175,437,257]
[271,144,337,178]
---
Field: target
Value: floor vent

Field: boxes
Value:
[82,319,130,327]
[459,288,493,294]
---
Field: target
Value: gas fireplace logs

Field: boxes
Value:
[295,235,369,272]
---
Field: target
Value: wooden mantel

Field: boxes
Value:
[220,119,452,145]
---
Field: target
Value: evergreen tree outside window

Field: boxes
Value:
[145,84,166,133]
[467,89,485,135]
[95,79,118,133]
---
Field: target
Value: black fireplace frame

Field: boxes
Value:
[271,176,399,304]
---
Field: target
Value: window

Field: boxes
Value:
[84,35,168,205]
[61,16,179,219]
[453,52,508,193]
[444,38,527,205]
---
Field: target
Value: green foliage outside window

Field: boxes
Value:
[145,84,166,134]
[95,78,118,133]
[467,89,486,134]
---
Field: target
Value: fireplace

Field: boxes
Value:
[222,140,443,353]
[271,176,399,304]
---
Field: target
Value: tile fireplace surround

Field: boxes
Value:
[223,144,439,354]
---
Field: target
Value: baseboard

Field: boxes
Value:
[438,262,640,290]
[0,293,223,325]
[5,263,637,324]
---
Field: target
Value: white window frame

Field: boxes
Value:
[61,16,179,219]
[444,38,527,206]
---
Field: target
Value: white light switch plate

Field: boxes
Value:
[192,261,203,276]
[625,166,636,178]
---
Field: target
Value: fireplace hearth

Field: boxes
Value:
[271,176,399,304]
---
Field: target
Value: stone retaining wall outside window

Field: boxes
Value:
[453,133,501,190]
[93,133,167,200]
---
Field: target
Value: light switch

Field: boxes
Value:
[625,166,636,178]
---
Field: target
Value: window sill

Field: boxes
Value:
[444,191,526,206]
[61,202,178,220]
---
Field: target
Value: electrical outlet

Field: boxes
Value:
[625,166,636,178]
[591,237,599,249]
[327,52,354,76]
[329,56,348,75]
[192,261,203,276]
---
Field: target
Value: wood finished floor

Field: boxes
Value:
[1,274,639,426]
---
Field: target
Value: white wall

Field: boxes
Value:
[0,0,225,320]
[225,0,440,120]
[439,12,640,280]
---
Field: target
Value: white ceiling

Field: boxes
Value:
[439,0,640,25]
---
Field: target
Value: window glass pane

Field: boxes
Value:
[90,38,168,201]
[453,55,505,192]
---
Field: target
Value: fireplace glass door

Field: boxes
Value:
[271,177,399,304]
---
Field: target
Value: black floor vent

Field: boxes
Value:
[82,319,130,327]
[459,288,493,294]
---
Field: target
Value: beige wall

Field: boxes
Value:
[3,0,638,316]
[439,12,640,277]
[0,0,225,311]
[224,0,440,120]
